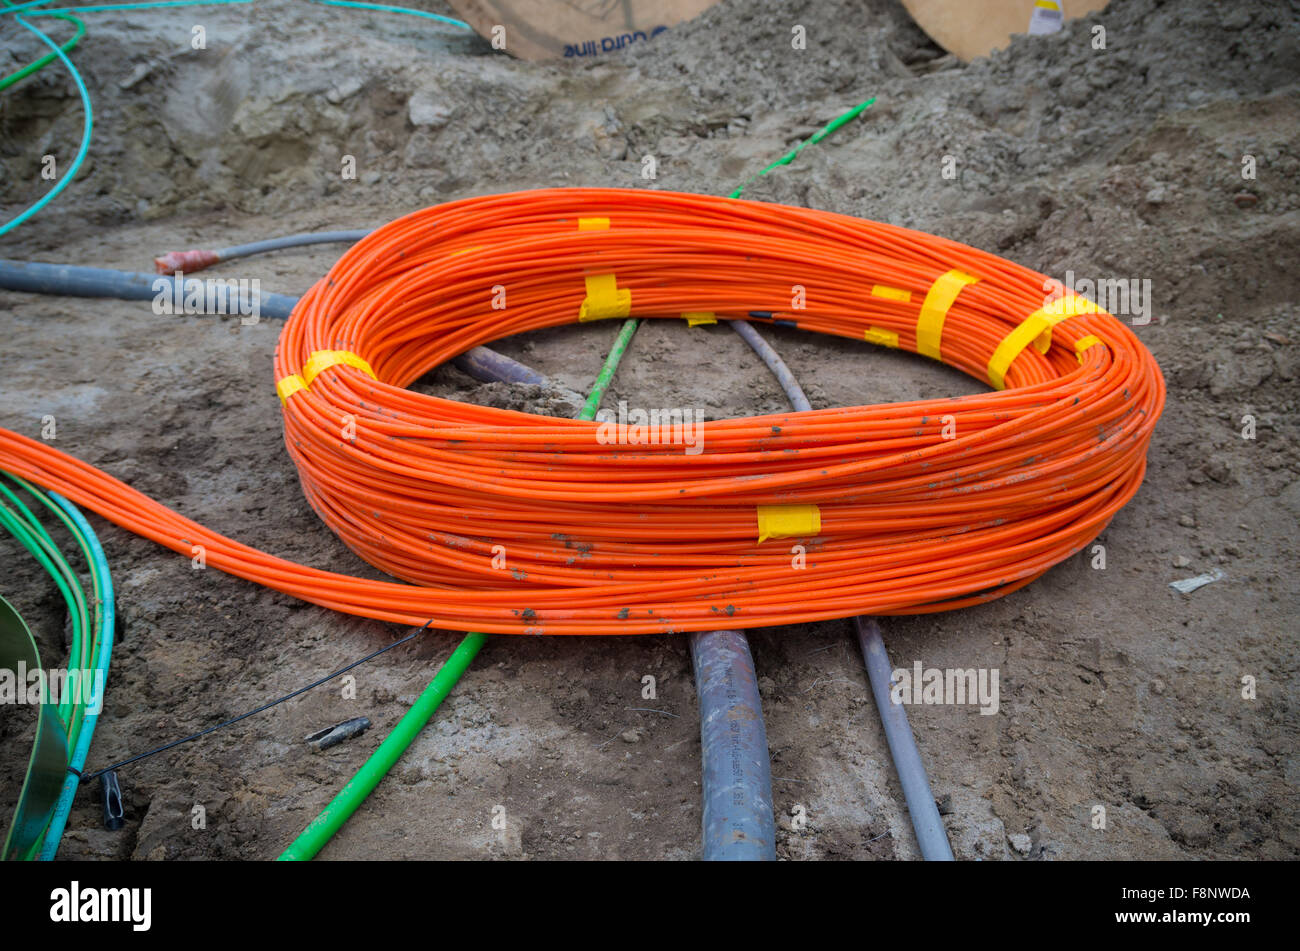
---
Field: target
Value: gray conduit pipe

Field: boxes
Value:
[0,259,546,385]
[855,617,954,860]
[727,319,954,861]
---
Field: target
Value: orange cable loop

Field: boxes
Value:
[0,188,1165,634]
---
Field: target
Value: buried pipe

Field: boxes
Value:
[0,258,543,384]
[689,630,776,861]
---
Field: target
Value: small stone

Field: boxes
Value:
[1178,514,1196,528]
[1151,679,1166,695]
[409,90,452,129]
[1173,555,1191,568]
[326,77,364,104]
[620,728,641,744]
[1009,832,1033,855]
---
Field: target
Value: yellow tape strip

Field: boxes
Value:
[916,269,979,361]
[986,295,1102,390]
[578,217,610,231]
[301,350,377,386]
[276,374,307,405]
[1075,334,1104,363]
[683,311,717,327]
[871,284,911,303]
[756,504,821,543]
[579,273,631,322]
[863,326,899,348]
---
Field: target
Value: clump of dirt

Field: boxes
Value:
[1,0,1297,860]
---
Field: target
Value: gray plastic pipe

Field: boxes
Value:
[690,630,776,861]
[855,617,954,860]
[729,319,954,861]
[0,259,544,384]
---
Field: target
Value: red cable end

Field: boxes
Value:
[153,249,220,275]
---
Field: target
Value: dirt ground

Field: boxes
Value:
[1,0,1297,860]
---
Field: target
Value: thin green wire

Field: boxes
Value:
[729,96,876,199]
[0,2,93,238]
[0,13,83,91]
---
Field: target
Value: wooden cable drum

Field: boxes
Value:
[901,0,1109,61]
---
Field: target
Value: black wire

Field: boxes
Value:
[78,620,434,783]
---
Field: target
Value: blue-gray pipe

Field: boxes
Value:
[731,320,812,413]
[0,259,545,385]
[0,258,300,318]
[855,616,954,860]
[690,630,776,861]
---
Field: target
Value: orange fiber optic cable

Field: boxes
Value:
[0,188,1165,634]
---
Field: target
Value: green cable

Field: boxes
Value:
[0,13,83,91]
[0,469,111,859]
[728,96,876,198]
[0,2,93,238]
[579,318,640,420]
[276,631,486,860]
[4,474,103,737]
[0,486,90,726]
[279,320,632,860]
[0,502,85,712]
[0,0,460,235]
[0,478,98,740]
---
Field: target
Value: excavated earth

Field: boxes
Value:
[0,0,1297,859]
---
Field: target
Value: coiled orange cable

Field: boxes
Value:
[0,188,1164,634]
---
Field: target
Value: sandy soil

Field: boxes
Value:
[0,0,1297,860]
